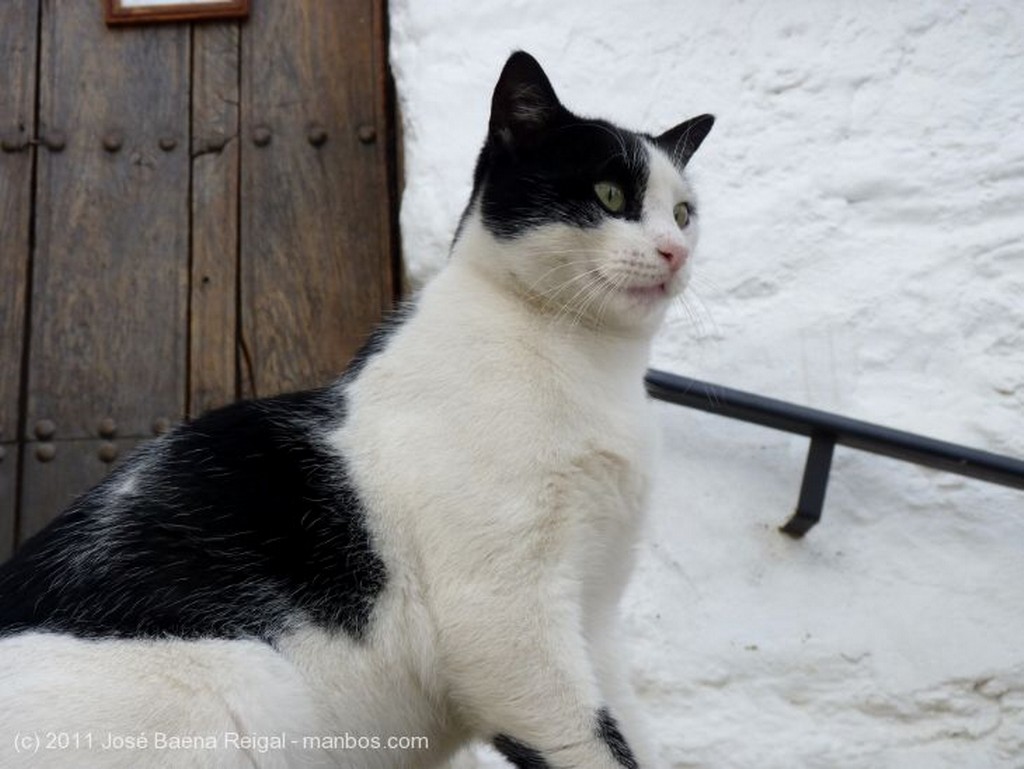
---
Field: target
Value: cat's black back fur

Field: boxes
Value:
[0,387,387,643]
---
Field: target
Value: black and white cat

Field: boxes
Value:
[0,52,712,769]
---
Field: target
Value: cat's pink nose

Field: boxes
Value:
[657,242,688,273]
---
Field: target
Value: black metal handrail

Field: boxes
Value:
[644,368,1024,537]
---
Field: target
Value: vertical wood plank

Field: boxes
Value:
[29,2,190,439]
[371,0,403,299]
[0,451,15,558]
[240,0,396,397]
[22,0,190,531]
[190,22,240,417]
[0,0,39,556]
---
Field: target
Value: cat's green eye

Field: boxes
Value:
[674,202,692,229]
[594,181,625,213]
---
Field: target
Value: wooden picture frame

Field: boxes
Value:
[105,0,250,26]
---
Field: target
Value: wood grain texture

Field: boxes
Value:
[240,0,396,397]
[190,22,240,417]
[0,1,39,555]
[0,448,15,560]
[27,0,190,442]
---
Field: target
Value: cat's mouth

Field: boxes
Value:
[590,271,675,310]
[623,282,670,302]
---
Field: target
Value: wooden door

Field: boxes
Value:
[0,1,397,557]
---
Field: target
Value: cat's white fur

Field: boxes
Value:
[0,139,696,769]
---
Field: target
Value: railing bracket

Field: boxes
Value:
[781,433,836,538]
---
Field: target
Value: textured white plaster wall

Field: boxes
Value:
[390,2,1024,766]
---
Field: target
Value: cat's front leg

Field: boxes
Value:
[494,706,638,769]
[436,577,641,769]
[591,625,655,768]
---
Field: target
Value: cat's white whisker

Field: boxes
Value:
[683,285,721,338]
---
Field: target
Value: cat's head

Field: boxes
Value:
[453,51,713,335]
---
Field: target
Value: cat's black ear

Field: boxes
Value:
[656,114,715,167]
[489,51,562,149]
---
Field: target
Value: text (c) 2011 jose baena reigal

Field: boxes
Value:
[23,731,430,754]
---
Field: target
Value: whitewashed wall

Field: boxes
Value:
[389,2,1024,766]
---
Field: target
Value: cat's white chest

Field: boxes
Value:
[553,391,657,601]
[557,386,656,523]
[341,277,659,618]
